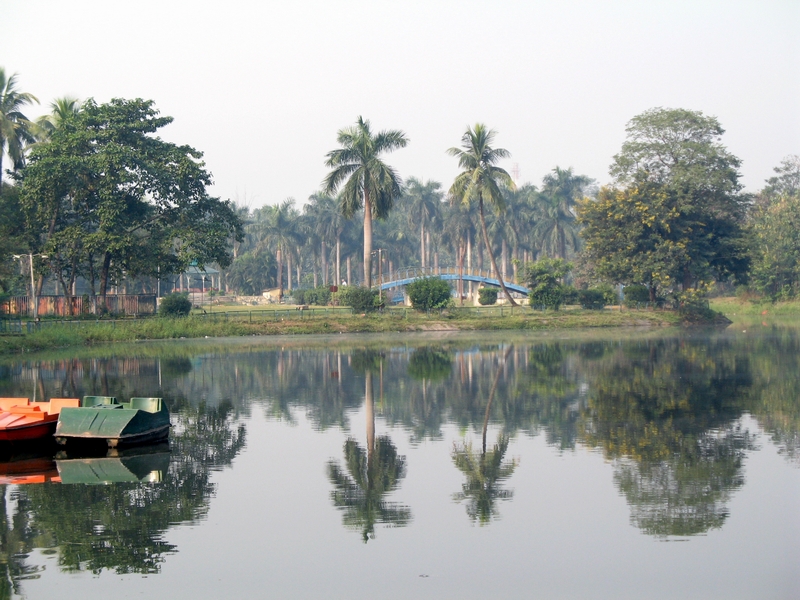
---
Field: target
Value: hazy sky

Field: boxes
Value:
[3,0,798,208]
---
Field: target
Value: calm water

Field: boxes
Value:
[0,326,798,599]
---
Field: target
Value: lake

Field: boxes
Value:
[0,325,797,599]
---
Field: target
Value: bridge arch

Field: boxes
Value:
[374,266,529,296]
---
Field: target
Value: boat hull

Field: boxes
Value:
[55,397,170,448]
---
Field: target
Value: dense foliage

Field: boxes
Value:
[478,288,498,305]
[1,66,797,308]
[158,293,192,317]
[524,258,572,310]
[406,277,452,310]
[339,285,381,312]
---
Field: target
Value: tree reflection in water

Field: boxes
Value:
[452,346,518,524]
[327,351,411,542]
[0,400,245,583]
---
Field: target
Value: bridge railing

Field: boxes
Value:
[374,265,518,287]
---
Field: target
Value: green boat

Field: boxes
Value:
[55,396,171,448]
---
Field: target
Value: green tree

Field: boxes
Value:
[448,124,518,306]
[0,68,38,180]
[323,117,408,287]
[405,177,443,268]
[254,199,301,299]
[524,257,572,310]
[533,167,591,259]
[17,98,243,304]
[406,276,452,310]
[602,107,749,291]
[33,96,80,140]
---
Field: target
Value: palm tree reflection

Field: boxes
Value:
[327,352,411,542]
[452,346,518,524]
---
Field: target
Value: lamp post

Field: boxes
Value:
[13,253,48,321]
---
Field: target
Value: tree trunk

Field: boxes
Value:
[365,369,375,461]
[336,236,341,286]
[99,252,112,307]
[363,192,373,287]
[479,199,517,306]
[420,221,425,268]
[277,246,283,300]
[286,251,292,293]
[501,239,508,282]
[321,240,328,286]
[347,256,352,287]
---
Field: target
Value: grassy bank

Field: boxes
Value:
[0,307,688,355]
[710,297,800,317]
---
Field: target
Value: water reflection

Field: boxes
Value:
[0,400,245,588]
[0,327,795,577]
[327,351,412,542]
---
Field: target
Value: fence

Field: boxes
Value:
[1,295,157,318]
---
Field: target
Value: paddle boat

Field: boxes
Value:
[0,397,81,442]
[55,396,171,448]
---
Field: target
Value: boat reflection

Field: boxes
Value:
[55,443,171,485]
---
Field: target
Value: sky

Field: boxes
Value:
[2,0,798,209]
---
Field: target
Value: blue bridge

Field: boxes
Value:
[374,266,530,296]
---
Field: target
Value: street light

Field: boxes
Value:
[13,253,48,321]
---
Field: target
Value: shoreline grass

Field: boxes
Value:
[0,306,689,356]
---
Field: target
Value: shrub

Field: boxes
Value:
[478,288,498,305]
[407,277,452,311]
[159,293,192,317]
[523,258,573,311]
[578,288,607,310]
[623,284,651,306]
[339,286,381,312]
[305,285,331,306]
[293,289,307,304]
[562,285,579,306]
[529,284,566,310]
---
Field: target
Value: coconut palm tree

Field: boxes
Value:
[323,117,408,287]
[34,96,80,140]
[532,167,592,259]
[255,199,301,299]
[0,68,38,180]
[447,124,518,305]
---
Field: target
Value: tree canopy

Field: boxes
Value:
[16,98,243,301]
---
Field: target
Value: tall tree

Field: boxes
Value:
[405,177,443,268]
[0,68,38,181]
[447,124,518,305]
[582,107,750,294]
[323,117,408,287]
[254,199,300,299]
[17,98,243,303]
[33,96,80,140]
[533,167,591,260]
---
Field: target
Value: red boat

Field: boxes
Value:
[0,397,81,442]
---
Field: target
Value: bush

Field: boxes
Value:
[562,285,579,306]
[159,293,192,317]
[339,286,381,312]
[529,284,566,310]
[292,289,307,304]
[578,288,607,310]
[305,285,331,306]
[407,277,452,311]
[523,258,573,311]
[478,288,498,305]
[623,284,651,306]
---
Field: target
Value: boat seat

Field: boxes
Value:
[130,397,162,413]
[48,398,81,414]
[82,396,118,407]
[0,398,30,411]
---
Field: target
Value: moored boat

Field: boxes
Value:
[0,397,81,442]
[55,396,171,448]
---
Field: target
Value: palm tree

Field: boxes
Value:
[533,167,592,259]
[0,68,38,180]
[405,177,443,268]
[34,96,80,140]
[323,116,408,287]
[255,199,300,299]
[448,124,518,305]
